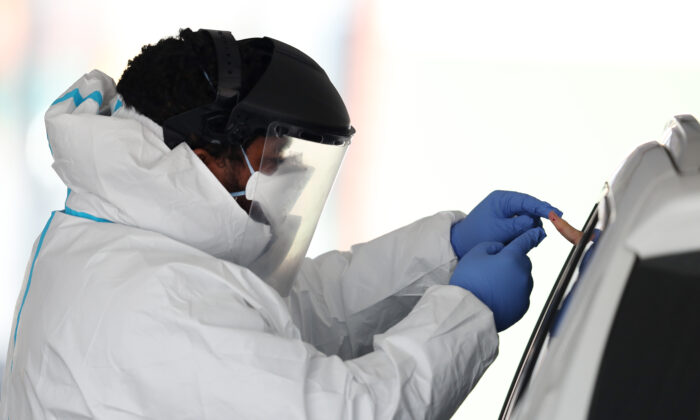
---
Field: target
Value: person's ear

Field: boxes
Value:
[193,148,212,164]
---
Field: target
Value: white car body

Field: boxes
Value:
[501,115,700,420]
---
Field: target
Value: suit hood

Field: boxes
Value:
[45,70,261,263]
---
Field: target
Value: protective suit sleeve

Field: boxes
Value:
[286,211,466,358]
[182,284,497,420]
[302,285,499,419]
[81,282,497,420]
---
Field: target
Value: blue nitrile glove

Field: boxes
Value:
[449,227,546,331]
[451,190,562,258]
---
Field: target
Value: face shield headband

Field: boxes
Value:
[163,31,355,151]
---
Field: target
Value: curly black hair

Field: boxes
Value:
[116,28,271,159]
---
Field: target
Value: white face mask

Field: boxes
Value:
[245,162,312,228]
[231,145,312,229]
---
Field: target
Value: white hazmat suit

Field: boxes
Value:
[1,71,498,419]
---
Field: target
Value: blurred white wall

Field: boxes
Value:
[2,0,700,418]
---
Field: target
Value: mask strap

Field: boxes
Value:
[231,144,256,198]
[240,143,255,175]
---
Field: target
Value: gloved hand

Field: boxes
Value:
[449,227,546,331]
[451,190,561,258]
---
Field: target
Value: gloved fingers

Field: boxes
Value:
[469,241,505,256]
[534,217,543,228]
[497,297,531,332]
[504,227,546,255]
[500,215,539,240]
[494,190,563,219]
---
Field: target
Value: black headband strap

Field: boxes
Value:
[203,29,241,102]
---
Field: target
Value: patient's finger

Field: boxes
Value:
[548,210,583,245]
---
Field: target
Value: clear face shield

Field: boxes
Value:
[235,123,350,296]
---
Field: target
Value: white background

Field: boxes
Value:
[2,0,700,417]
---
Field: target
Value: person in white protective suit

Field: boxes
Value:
[1,29,562,419]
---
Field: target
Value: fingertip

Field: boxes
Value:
[506,227,546,254]
[524,227,547,249]
[514,214,536,230]
[470,241,505,255]
[534,205,556,219]
[535,226,547,244]
[487,242,505,254]
[533,206,547,218]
